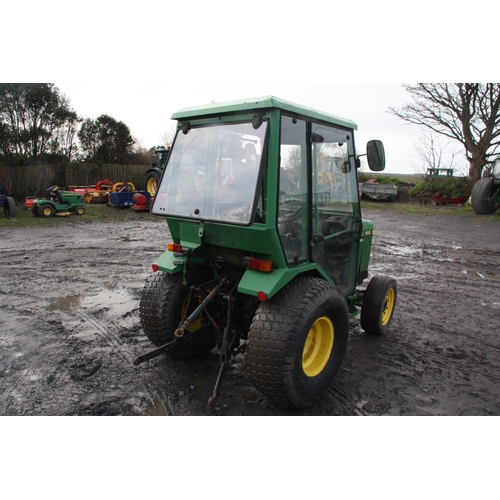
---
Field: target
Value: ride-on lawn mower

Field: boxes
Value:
[32,186,86,217]
[135,96,397,409]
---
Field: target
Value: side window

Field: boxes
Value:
[311,123,359,293]
[278,116,308,265]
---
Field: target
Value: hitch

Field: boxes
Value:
[134,275,243,409]
[133,339,176,366]
[207,279,239,406]
[175,279,227,338]
[133,279,225,366]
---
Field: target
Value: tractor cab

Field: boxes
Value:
[151,96,384,298]
[139,96,395,409]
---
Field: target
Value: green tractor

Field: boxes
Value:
[146,147,171,197]
[32,186,86,218]
[471,156,500,214]
[135,96,397,409]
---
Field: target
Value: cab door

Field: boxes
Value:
[310,123,360,295]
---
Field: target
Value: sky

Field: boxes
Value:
[54,82,468,176]
[5,2,496,179]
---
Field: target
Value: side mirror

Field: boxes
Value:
[340,160,351,174]
[367,140,385,172]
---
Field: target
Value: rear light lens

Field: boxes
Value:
[152,264,159,272]
[245,257,273,273]
[168,243,183,252]
[257,291,267,301]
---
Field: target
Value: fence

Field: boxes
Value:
[0,163,150,201]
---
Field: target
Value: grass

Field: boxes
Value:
[2,199,498,229]
[361,199,500,219]
[0,202,158,228]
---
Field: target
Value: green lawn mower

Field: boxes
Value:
[32,186,86,217]
[135,96,397,409]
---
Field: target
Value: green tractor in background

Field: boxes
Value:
[32,186,86,217]
[145,147,171,197]
[471,156,500,214]
[135,96,397,409]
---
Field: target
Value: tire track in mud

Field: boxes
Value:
[70,310,136,365]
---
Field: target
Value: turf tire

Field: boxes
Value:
[247,276,349,409]
[39,204,55,218]
[139,267,216,358]
[471,178,498,214]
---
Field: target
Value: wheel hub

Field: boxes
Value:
[302,316,334,377]
[381,288,395,325]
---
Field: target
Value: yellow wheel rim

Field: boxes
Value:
[42,207,52,216]
[181,293,203,332]
[381,288,395,326]
[147,177,157,196]
[302,316,334,377]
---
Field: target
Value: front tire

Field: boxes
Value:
[247,276,349,409]
[360,275,397,335]
[139,267,217,358]
[471,178,498,214]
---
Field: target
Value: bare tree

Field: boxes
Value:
[389,84,500,190]
[411,129,461,176]
[158,123,177,149]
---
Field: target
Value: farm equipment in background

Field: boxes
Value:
[0,183,16,217]
[83,179,114,204]
[109,181,151,210]
[471,156,500,214]
[131,193,151,211]
[32,186,85,217]
[146,147,171,197]
[360,179,398,201]
[134,96,397,409]
[67,179,114,204]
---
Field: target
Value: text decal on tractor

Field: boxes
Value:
[135,96,397,409]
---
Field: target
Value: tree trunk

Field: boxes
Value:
[467,155,486,196]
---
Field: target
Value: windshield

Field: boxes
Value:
[152,121,267,225]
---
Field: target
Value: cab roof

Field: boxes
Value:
[171,95,358,130]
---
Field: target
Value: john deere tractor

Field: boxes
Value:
[135,96,397,409]
[146,147,171,197]
[32,186,85,217]
[471,156,500,214]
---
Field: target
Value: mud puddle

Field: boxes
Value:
[47,286,134,315]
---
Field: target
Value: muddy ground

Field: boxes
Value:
[1,204,499,416]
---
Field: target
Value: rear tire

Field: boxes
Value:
[4,196,16,217]
[139,267,217,358]
[247,276,349,409]
[146,171,160,197]
[39,204,55,218]
[471,178,498,214]
[360,275,397,335]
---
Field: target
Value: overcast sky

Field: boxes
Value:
[55,82,468,176]
[5,1,493,178]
